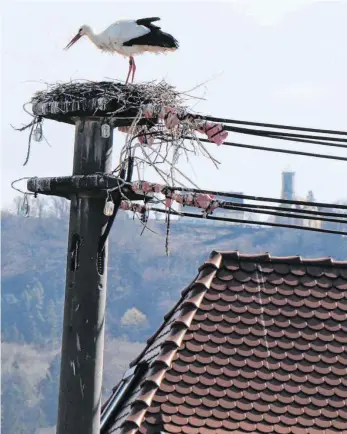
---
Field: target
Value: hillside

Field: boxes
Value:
[2,211,347,433]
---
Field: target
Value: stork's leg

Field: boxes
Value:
[130,56,136,83]
[125,57,133,85]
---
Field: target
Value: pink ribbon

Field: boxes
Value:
[153,184,163,193]
[163,107,180,129]
[118,126,130,134]
[165,191,217,215]
[143,104,154,118]
[132,182,163,194]
[165,197,173,208]
[198,122,228,145]
[141,181,153,193]
[118,106,228,146]
[138,133,155,146]
[119,105,228,146]
[195,193,215,209]
[127,182,221,216]
[120,201,148,213]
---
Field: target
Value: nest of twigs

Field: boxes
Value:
[31,79,186,122]
[17,79,220,192]
[14,78,223,253]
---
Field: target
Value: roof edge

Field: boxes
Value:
[120,262,221,433]
[215,250,347,267]
[130,258,221,369]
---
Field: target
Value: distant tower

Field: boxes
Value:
[307,190,315,202]
[281,170,295,200]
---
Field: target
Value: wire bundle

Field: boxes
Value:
[151,206,347,236]
[123,182,347,236]
[190,115,347,161]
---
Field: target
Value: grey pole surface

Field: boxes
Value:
[56,119,113,434]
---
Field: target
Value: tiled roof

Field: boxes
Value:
[105,251,347,434]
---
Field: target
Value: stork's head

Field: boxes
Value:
[64,25,92,50]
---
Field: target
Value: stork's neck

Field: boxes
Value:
[84,26,100,46]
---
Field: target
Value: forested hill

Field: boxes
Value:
[2,210,346,433]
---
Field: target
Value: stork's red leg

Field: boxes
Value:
[130,56,136,83]
[125,57,133,85]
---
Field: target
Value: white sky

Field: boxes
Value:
[2,0,347,207]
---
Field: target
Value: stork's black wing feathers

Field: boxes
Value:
[136,17,161,29]
[125,18,178,49]
[127,18,178,49]
[123,28,179,49]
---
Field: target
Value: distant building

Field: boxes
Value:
[281,170,295,201]
[276,171,321,228]
[300,190,321,229]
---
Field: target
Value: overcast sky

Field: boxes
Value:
[2,0,347,208]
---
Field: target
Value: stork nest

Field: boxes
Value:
[31,79,186,123]
[13,78,224,254]
[16,79,220,199]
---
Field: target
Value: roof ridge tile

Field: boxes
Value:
[214,250,347,267]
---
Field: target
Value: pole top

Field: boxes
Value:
[31,80,182,125]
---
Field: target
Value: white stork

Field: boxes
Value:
[64,18,179,84]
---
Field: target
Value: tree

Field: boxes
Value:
[29,196,46,218]
[46,300,61,341]
[12,196,24,215]
[2,374,47,433]
[11,195,47,218]
[38,355,60,426]
[49,197,70,220]
[121,307,148,328]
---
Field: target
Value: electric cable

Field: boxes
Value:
[168,185,347,210]
[186,136,347,162]
[197,115,347,136]
[151,207,347,236]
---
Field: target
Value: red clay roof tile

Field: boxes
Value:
[104,251,347,434]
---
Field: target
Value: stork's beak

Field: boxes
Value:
[64,33,82,50]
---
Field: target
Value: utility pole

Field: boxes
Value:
[27,114,150,433]
[25,83,155,434]
[28,118,123,434]
[55,119,113,434]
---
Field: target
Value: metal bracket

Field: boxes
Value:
[27,174,154,202]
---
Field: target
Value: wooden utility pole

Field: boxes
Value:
[56,119,113,434]
[27,115,150,433]
[26,83,155,434]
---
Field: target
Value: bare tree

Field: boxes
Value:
[36,197,46,218]
[49,197,70,219]
[28,196,47,218]
[13,196,23,215]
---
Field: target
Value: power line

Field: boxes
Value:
[222,125,347,145]
[266,134,347,149]
[189,136,347,162]
[127,181,347,222]
[219,201,347,218]
[104,113,347,137]
[168,186,347,210]
[218,203,347,225]
[198,115,347,136]
[151,207,347,236]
